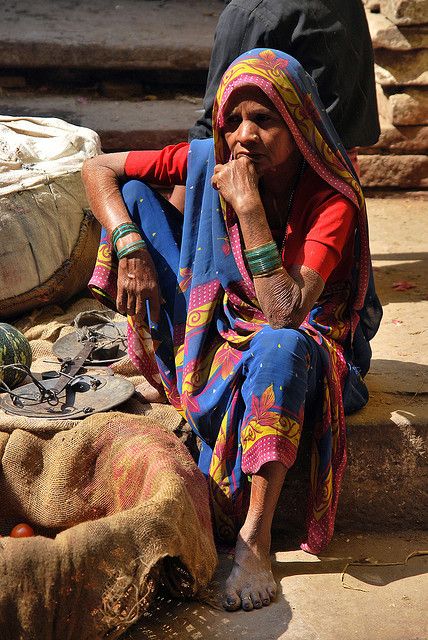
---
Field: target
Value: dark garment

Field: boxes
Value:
[189,0,380,148]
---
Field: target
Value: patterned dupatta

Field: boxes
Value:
[199,49,371,551]
[212,48,370,318]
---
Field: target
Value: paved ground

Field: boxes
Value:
[125,531,427,640]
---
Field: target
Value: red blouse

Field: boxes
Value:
[125,143,356,284]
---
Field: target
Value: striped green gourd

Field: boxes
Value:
[0,323,32,389]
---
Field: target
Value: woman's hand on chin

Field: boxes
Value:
[211,156,261,215]
[116,249,160,321]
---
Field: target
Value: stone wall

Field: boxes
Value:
[360,0,428,189]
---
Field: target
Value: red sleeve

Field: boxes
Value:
[124,142,190,186]
[292,193,356,283]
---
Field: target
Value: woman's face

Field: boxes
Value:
[221,86,296,176]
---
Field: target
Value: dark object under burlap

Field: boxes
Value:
[0,412,217,640]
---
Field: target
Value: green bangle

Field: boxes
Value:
[112,222,141,251]
[247,254,281,268]
[244,240,282,277]
[249,257,282,276]
[253,265,283,279]
[244,241,278,261]
[116,239,147,260]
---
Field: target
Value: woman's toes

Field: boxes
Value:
[223,592,241,611]
[240,591,254,611]
[268,586,277,601]
[252,592,263,609]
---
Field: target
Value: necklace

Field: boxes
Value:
[281,158,306,251]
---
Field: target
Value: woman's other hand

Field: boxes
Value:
[82,153,161,321]
[211,157,260,214]
[117,248,160,321]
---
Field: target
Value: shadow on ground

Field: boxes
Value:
[372,251,427,306]
[125,553,292,640]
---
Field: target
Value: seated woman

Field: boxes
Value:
[82,49,380,613]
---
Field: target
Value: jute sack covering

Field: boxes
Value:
[0,116,102,319]
[0,412,217,640]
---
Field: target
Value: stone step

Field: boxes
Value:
[359,154,428,188]
[358,116,428,155]
[275,194,428,534]
[0,0,221,71]
[0,95,202,151]
[378,0,428,26]
[375,49,428,86]
[368,9,428,50]
[1,94,426,157]
[1,95,426,189]
[376,84,428,127]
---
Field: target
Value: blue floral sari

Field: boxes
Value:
[89,49,381,554]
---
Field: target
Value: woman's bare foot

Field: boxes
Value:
[223,528,277,612]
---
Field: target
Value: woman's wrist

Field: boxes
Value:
[114,232,144,252]
[111,223,147,260]
[117,241,147,260]
[233,192,263,220]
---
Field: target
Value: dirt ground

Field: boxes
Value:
[367,194,427,389]
[125,531,427,640]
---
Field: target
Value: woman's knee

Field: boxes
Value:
[121,180,151,210]
[252,327,311,361]
[121,180,161,228]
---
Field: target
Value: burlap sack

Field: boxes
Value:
[0,117,101,319]
[0,412,217,640]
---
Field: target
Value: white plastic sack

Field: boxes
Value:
[0,117,102,318]
[0,116,101,196]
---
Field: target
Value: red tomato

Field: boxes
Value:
[10,523,34,538]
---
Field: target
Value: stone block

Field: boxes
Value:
[0,75,26,88]
[359,154,428,187]
[274,393,428,534]
[377,84,428,125]
[380,0,428,25]
[375,50,428,85]
[364,0,381,11]
[99,81,142,99]
[368,10,428,48]
[359,117,428,153]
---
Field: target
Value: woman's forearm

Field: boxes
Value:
[82,153,132,234]
[237,203,323,329]
[236,202,303,328]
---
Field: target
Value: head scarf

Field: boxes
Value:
[212,48,370,315]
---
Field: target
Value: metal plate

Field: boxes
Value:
[53,322,127,365]
[0,372,135,419]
